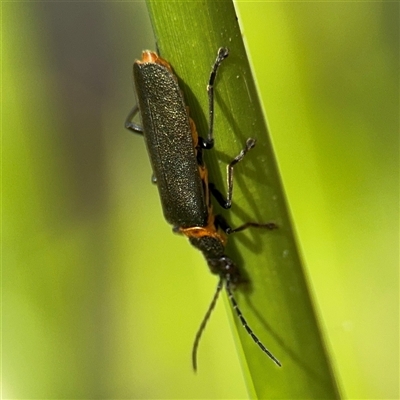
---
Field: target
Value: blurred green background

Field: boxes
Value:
[2,1,398,399]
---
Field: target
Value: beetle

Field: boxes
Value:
[126,47,281,370]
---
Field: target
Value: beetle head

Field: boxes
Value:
[207,256,241,284]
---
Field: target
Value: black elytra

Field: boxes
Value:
[126,47,281,371]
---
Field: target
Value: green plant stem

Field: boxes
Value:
[145,0,340,398]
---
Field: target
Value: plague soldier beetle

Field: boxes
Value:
[126,47,281,370]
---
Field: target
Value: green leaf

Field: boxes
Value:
[145,0,340,398]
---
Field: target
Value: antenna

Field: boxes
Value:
[225,276,282,367]
[192,275,281,371]
[192,278,223,371]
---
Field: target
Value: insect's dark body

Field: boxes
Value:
[126,49,281,370]
[133,55,208,228]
